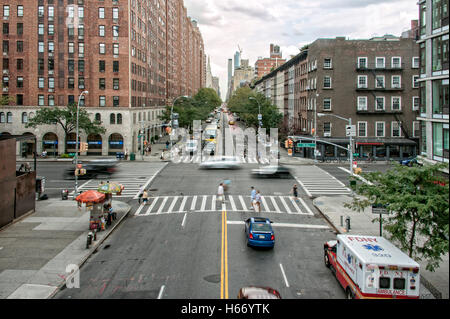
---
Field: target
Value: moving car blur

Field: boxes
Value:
[251,165,291,178]
[203,142,216,155]
[199,156,241,170]
[64,159,118,179]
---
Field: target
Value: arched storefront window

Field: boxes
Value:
[87,133,102,156]
[108,133,124,155]
[42,132,58,156]
[66,132,79,154]
[110,113,116,124]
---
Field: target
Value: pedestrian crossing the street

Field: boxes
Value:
[290,165,352,197]
[134,195,314,216]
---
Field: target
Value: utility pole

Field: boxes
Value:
[140,120,145,160]
[74,90,88,197]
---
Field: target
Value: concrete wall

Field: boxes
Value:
[0,139,16,228]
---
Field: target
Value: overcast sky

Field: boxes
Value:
[183,0,419,100]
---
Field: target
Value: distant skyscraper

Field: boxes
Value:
[227,59,233,100]
[234,51,241,70]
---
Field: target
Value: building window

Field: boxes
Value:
[17,58,23,70]
[48,24,54,35]
[110,113,116,124]
[358,122,367,137]
[376,57,385,68]
[78,25,84,39]
[68,24,74,37]
[2,76,8,88]
[113,96,120,107]
[0,112,4,123]
[99,43,106,54]
[67,60,74,73]
[113,78,119,90]
[432,79,449,115]
[99,7,105,19]
[16,76,23,88]
[78,77,85,89]
[113,44,119,56]
[392,122,401,137]
[79,95,85,106]
[78,43,84,57]
[358,75,367,88]
[17,41,23,52]
[17,23,23,35]
[375,75,385,88]
[17,5,23,17]
[6,111,12,123]
[392,97,401,111]
[38,6,44,17]
[358,57,367,69]
[38,23,44,35]
[376,122,385,137]
[113,26,119,38]
[99,25,105,37]
[21,112,28,123]
[99,60,105,73]
[412,56,420,69]
[323,98,331,111]
[68,77,74,89]
[117,113,122,124]
[48,95,54,106]
[99,78,105,90]
[323,122,331,135]
[68,42,74,54]
[323,76,332,88]
[38,77,44,89]
[413,96,420,111]
[357,96,368,111]
[95,113,101,122]
[3,23,9,35]
[391,57,401,69]
[413,121,420,138]
[38,95,44,106]
[48,77,54,89]
[48,6,54,21]
[48,41,54,53]
[16,94,23,105]
[392,75,401,88]
[432,35,449,72]
[412,75,419,89]
[113,8,119,20]
[99,96,106,107]
[323,58,332,69]
[113,61,119,72]
[78,60,85,73]
[376,97,385,111]
[433,123,444,157]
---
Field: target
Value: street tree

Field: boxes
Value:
[228,87,282,129]
[25,103,106,154]
[346,162,449,271]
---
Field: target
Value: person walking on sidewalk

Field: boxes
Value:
[250,186,256,210]
[166,141,170,150]
[138,185,145,204]
[291,184,299,202]
[217,183,225,204]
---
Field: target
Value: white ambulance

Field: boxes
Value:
[324,235,420,299]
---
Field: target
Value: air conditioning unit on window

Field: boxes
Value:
[324,132,331,137]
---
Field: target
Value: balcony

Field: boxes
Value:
[356,63,405,71]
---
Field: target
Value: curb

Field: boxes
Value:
[313,200,443,300]
[46,202,132,299]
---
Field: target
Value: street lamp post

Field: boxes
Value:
[314,93,319,162]
[249,97,261,129]
[74,90,89,197]
[317,112,354,175]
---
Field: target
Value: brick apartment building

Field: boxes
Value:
[0,0,206,156]
[255,33,420,161]
[254,44,286,79]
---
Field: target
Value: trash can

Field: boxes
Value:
[130,153,136,161]
[61,189,69,200]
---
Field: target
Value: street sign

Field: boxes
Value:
[353,153,360,157]
[372,204,389,215]
[297,143,316,148]
[346,125,357,137]
[258,114,262,120]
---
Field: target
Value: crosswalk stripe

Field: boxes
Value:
[261,196,270,212]
[200,195,207,211]
[167,196,179,214]
[179,196,188,213]
[299,198,314,216]
[134,204,145,216]
[229,196,237,211]
[191,196,198,211]
[290,197,303,214]
[211,195,216,211]
[144,197,160,216]
[269,196,282,213]
[238,195,247,211]
[157,197,169,214]
[279,196,293,214]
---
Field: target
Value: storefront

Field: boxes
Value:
[355,139,418,161]
[87,134,102,156]
[108,133,124,156]
[42,132,58,156]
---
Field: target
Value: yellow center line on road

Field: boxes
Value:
[220,208,229,299]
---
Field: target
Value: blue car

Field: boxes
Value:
[245,217,275,248]
[400,157,421,167]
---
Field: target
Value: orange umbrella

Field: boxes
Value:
[75,190,106,204]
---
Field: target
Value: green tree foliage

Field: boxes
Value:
[25,103,106,153]
[160,88,222,130]
[346,163,449,271]
[227,87,282,129]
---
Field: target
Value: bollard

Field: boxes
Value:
[340,216,344,227]
[93,229,97,241]
[86,232,93,249]
[345,216,351,231]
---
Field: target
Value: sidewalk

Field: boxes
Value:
[313,195,449,299]
[0,198,131,299]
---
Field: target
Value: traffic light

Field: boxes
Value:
[288,139,293,148]
[285,140,289,148]
[311,128,315,135]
